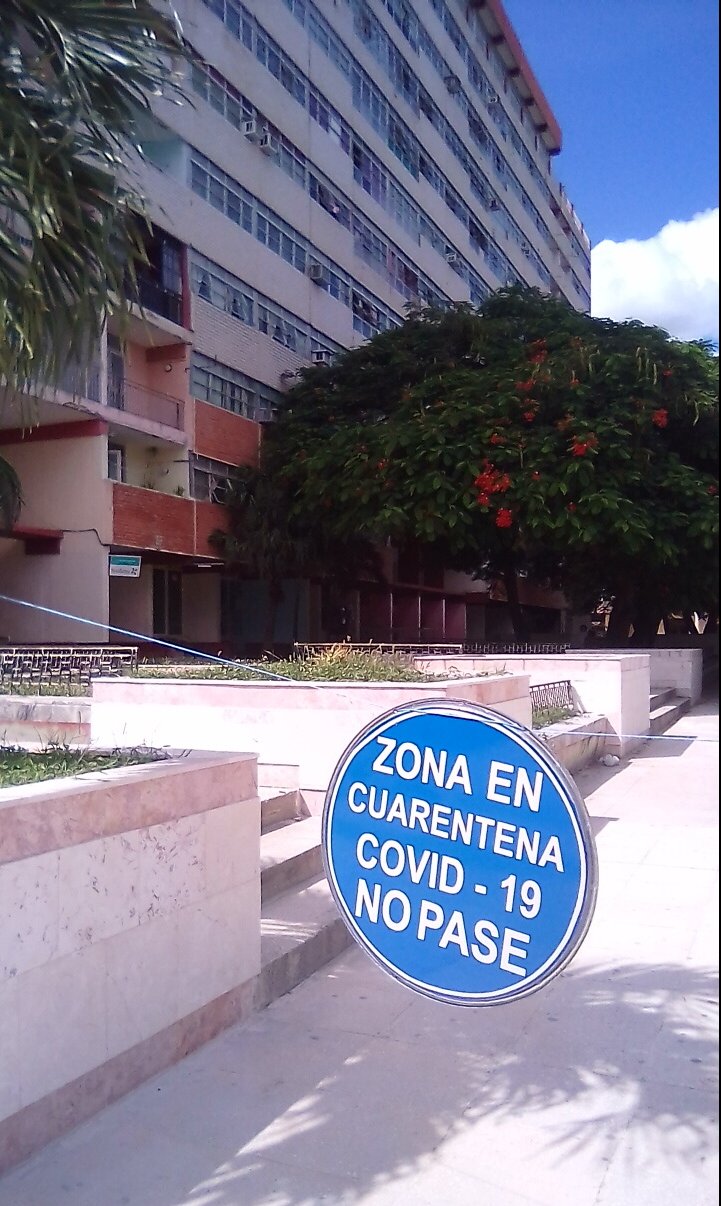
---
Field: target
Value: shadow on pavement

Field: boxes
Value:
[9,957,710,1206]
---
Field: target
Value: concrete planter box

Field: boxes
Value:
[536,713,610,775]
[91,673,531,807]
[416,654,651,757]
[0,695,90,746]
[0,750,260,1174]
[644,648,702,702]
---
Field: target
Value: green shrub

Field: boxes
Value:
[0,745,163,788]
[136,645,430,683]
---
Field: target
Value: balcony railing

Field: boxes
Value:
[106,379,184,430]
[136,272,183,325]
[57,361,102,403]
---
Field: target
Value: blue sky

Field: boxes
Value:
[503,0,719,342]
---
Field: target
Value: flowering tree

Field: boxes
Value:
[259,290,719,642]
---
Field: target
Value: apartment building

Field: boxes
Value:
[0,0,590,650]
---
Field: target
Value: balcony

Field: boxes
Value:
[136,270,183,326]
[112,483,226,558]
[107,379,185,431]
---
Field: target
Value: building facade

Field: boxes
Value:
[0,0,590,650]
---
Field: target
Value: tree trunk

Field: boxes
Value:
[263,579,284,650]
[629,606,663,647]
[606,585,636,646]
[630,584,663,647]
[291,579,302,643]
[500,557,529,639]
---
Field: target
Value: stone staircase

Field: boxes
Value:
[649,687,691,735]
[254,778,352,1009]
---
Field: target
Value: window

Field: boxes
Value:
[107,444,125,483]
[153,569,182,637]
[190,454,238,503]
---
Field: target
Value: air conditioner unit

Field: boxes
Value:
[107,448,124,482]
[489,199,501,211]
[443,74,461,94]
[445,250,460,266]
[520,242,530,256]
[259,132,279,156]
[487,93,499,106]
[308,262,327,284]
[242,118,262,142]
[312,349,332,366]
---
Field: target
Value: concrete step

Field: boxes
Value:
[260,815,323,901]
[256,873,352,1010]
[260,786,301,833]
[649,694,691,735]
[649,687,676,710]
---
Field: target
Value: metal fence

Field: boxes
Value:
[293,643,465,657]
[293,642,571,657]
[464,642,570,655]
[529,680,575,717]
[0,646,138,691]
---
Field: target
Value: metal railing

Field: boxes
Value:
[293,642,464,657]
[56,360,102,403]
[464,642,570,655]
[529,680,575,719]
[136,272,183,325]
[0,645,138,691]
[106,378,184,430]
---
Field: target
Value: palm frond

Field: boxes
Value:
[0,0,188,394]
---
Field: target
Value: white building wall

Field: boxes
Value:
[139,0,590,407]
[0,436,113,642]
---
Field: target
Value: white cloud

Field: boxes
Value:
[591,208,719,344]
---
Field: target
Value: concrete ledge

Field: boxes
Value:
[90,673,532,797]
[0,976,256,1176]
[417,655,650,757]
[0,695,90,746]
[536,713,610,775]
[0,750,257,866]
[0,750,261,1173]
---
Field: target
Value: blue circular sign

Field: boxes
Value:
[322,699,598,1007]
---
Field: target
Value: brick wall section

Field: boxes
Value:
[195,500,228,558]
[113,483,195,555]
[193,399,261,467]
[113,485,228,560]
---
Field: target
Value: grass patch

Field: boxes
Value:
[0,745,163,789]
[0,681,89,697]
[0,646,489,695]
[532,705,575,729]
[135,646,432,683]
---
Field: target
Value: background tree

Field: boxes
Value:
[213,466,383,647]
[0,0,186,519]
[260,289,718,643]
